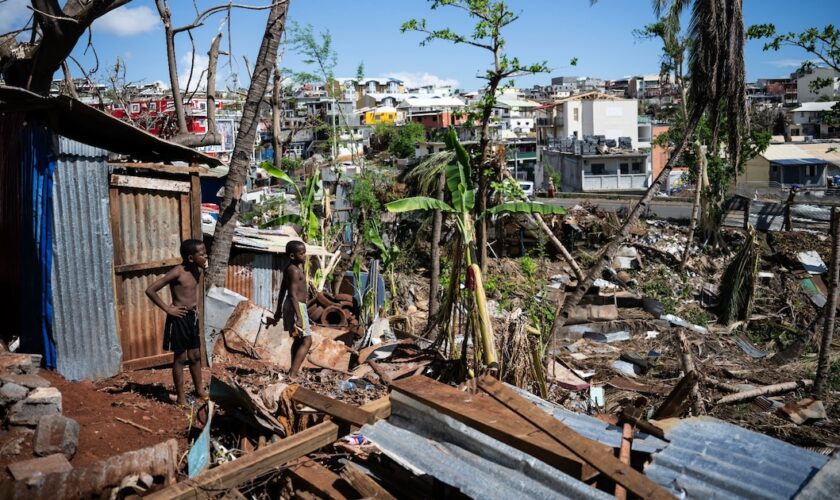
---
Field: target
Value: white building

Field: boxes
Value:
[535,93,639,148]
[493,95,540,136]
[796,67,840,103]
[791,101,840,139]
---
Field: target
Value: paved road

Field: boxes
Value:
[543,197,828,231]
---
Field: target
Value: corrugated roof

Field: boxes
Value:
[52,137,122,380]
[797,142,840,165]
[495,97,541,108]
[645,417,828,499]
[361,391,611,500]
[761,143,814,161]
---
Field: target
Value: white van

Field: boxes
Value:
[518,181,535,199]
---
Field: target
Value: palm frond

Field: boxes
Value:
[717,227,759,323]
[400,150,455,195]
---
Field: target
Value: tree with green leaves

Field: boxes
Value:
[402,0,550,271]
[549,0,751,345]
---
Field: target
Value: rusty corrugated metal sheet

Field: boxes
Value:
[112,178,187,363]
[226,252,255,302]
[51,137,122,380]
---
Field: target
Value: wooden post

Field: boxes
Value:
[614,423,634,500]
[190,167,208,367]
[815,207,840,398]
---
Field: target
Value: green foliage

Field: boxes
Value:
[386,196,455,213]
[286,22,338,85]
[263,166,322,242]
[747,23,840,80]
[717,229,760,324]
[487,202,566,216]
[351,174,381,215]
[520,256,536,281]
[390,122,427,158]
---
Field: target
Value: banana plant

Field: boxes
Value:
[366,221,400,313]
[263,165,341,291]
[386,128,566,371]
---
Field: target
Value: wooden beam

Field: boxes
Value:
[189,169,208,368]
[290,386,375,428]
[652,370,700,420]
[477,376,673,500]
[114,257,182,275]
[147,397,390,499]
[340,462,396,500]
[287,458,352,500]
[122,352,174,371]
[109,162,208,175]
[110,174,191,193]
[390,376,590,478]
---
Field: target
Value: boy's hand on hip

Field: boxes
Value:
[168,305,189,317]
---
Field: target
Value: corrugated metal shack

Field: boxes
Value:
[0,85,222,380]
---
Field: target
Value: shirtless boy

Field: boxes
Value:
[146,239,208,405]
[269,240,312,379]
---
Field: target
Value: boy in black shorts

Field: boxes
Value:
[146,239,208,405]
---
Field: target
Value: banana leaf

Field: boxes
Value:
[444,127,472,188]
[386,196,455,213]
[264,165,302,200]
[486,202,567,216]
[446,163,475,213]
[262,213,304,228]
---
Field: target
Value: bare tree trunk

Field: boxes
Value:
[156,0,189,135]
[814,207,840,398]
[428,171,446,327]
[718,379,813,404]
[61,61,78,99]
[476,76,503,273]
[207,1,290,287]
[681,142,706,271]
[547,118,698,347]
[784,187,797,231]
[272,64,283,170]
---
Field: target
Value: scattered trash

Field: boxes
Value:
[612,360,643,378]
[776,398,827,425]
[583,331,631,343]
[797,251,828,274]
[589,386,605,407]
[661,313,708,334]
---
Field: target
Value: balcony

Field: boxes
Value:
[582,171,647,191]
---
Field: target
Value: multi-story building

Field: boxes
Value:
[794,67,840,103]
[493,94,540,137]
[535,93,639,149]
[791,101,840,139]
[398,95,467,130]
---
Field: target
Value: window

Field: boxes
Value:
[591,163,606,175]
[431,115,437,122]
[130,103,140,113]
[620,163,629,174]
[573,108,579,121]
[632,162,643,173]
[807,164,817,177]
[149,102,157,112]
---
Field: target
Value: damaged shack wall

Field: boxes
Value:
[51,137,122,380]
[225,250,287,310]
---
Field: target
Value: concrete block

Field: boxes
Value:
[0,382,29,406]
[7,453,72,481]
[7,387,62,426]
[0,373,50,389]
[0,354,34,375]
[33,415,80,459]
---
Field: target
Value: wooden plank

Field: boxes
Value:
[109,162,207,175]
[477,376,673,500]
[110,174,191,193]
[390,376,588,478]
[651,370,700,420]
[340,462,396,500]
[122,352,174,371]
[114,256,182,274]
[189,169,208,368]
[179,193,191,242]
[148,397,389,499]
[287,458,352,500]
[290,386,375,428]
[108,186,125,265]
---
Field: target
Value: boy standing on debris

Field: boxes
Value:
[268,240,312,379]
[146,239,208,406]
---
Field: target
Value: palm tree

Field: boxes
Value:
[550,0,749,342]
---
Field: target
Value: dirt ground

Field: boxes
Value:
[0,367,204,479]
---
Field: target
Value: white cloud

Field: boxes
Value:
[766,58,816,68]
[0,0,31,33]
[385,72,459,90]
[94,6,159,36]
[179,52,209,92]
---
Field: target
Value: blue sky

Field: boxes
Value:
[2,0,838,91]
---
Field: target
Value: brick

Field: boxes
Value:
[7,453,72,481]
[33,415,80,459]
[0,373,50,389]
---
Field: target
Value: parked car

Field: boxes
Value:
[518,181,535,199]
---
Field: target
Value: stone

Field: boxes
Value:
[7,387,62,426]
[33,415,80,459]
[776,398,827,425]
[0,373,50,389]
[7,453,72,481]
[0,354,34,374]
[0,382,29,405]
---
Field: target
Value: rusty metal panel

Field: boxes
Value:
[51,137,122,380]
[114,186,183,267]
[118,270,170,361]
[225,252,255,302]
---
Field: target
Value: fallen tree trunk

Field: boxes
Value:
[677,330,703,415]
[716,380,813,405]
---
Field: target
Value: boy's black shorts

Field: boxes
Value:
[163,309,200,353]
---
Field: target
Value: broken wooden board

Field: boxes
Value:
[290,386,375,427]
[607,376,671,396]
[477,376,674,500]
[652,371,700,420]
[340,462,396,500]
[390,375,593,478]
[210,377,287,436]
[287,458,354,499]
[545,358,589,391]
[148,397,390,499]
